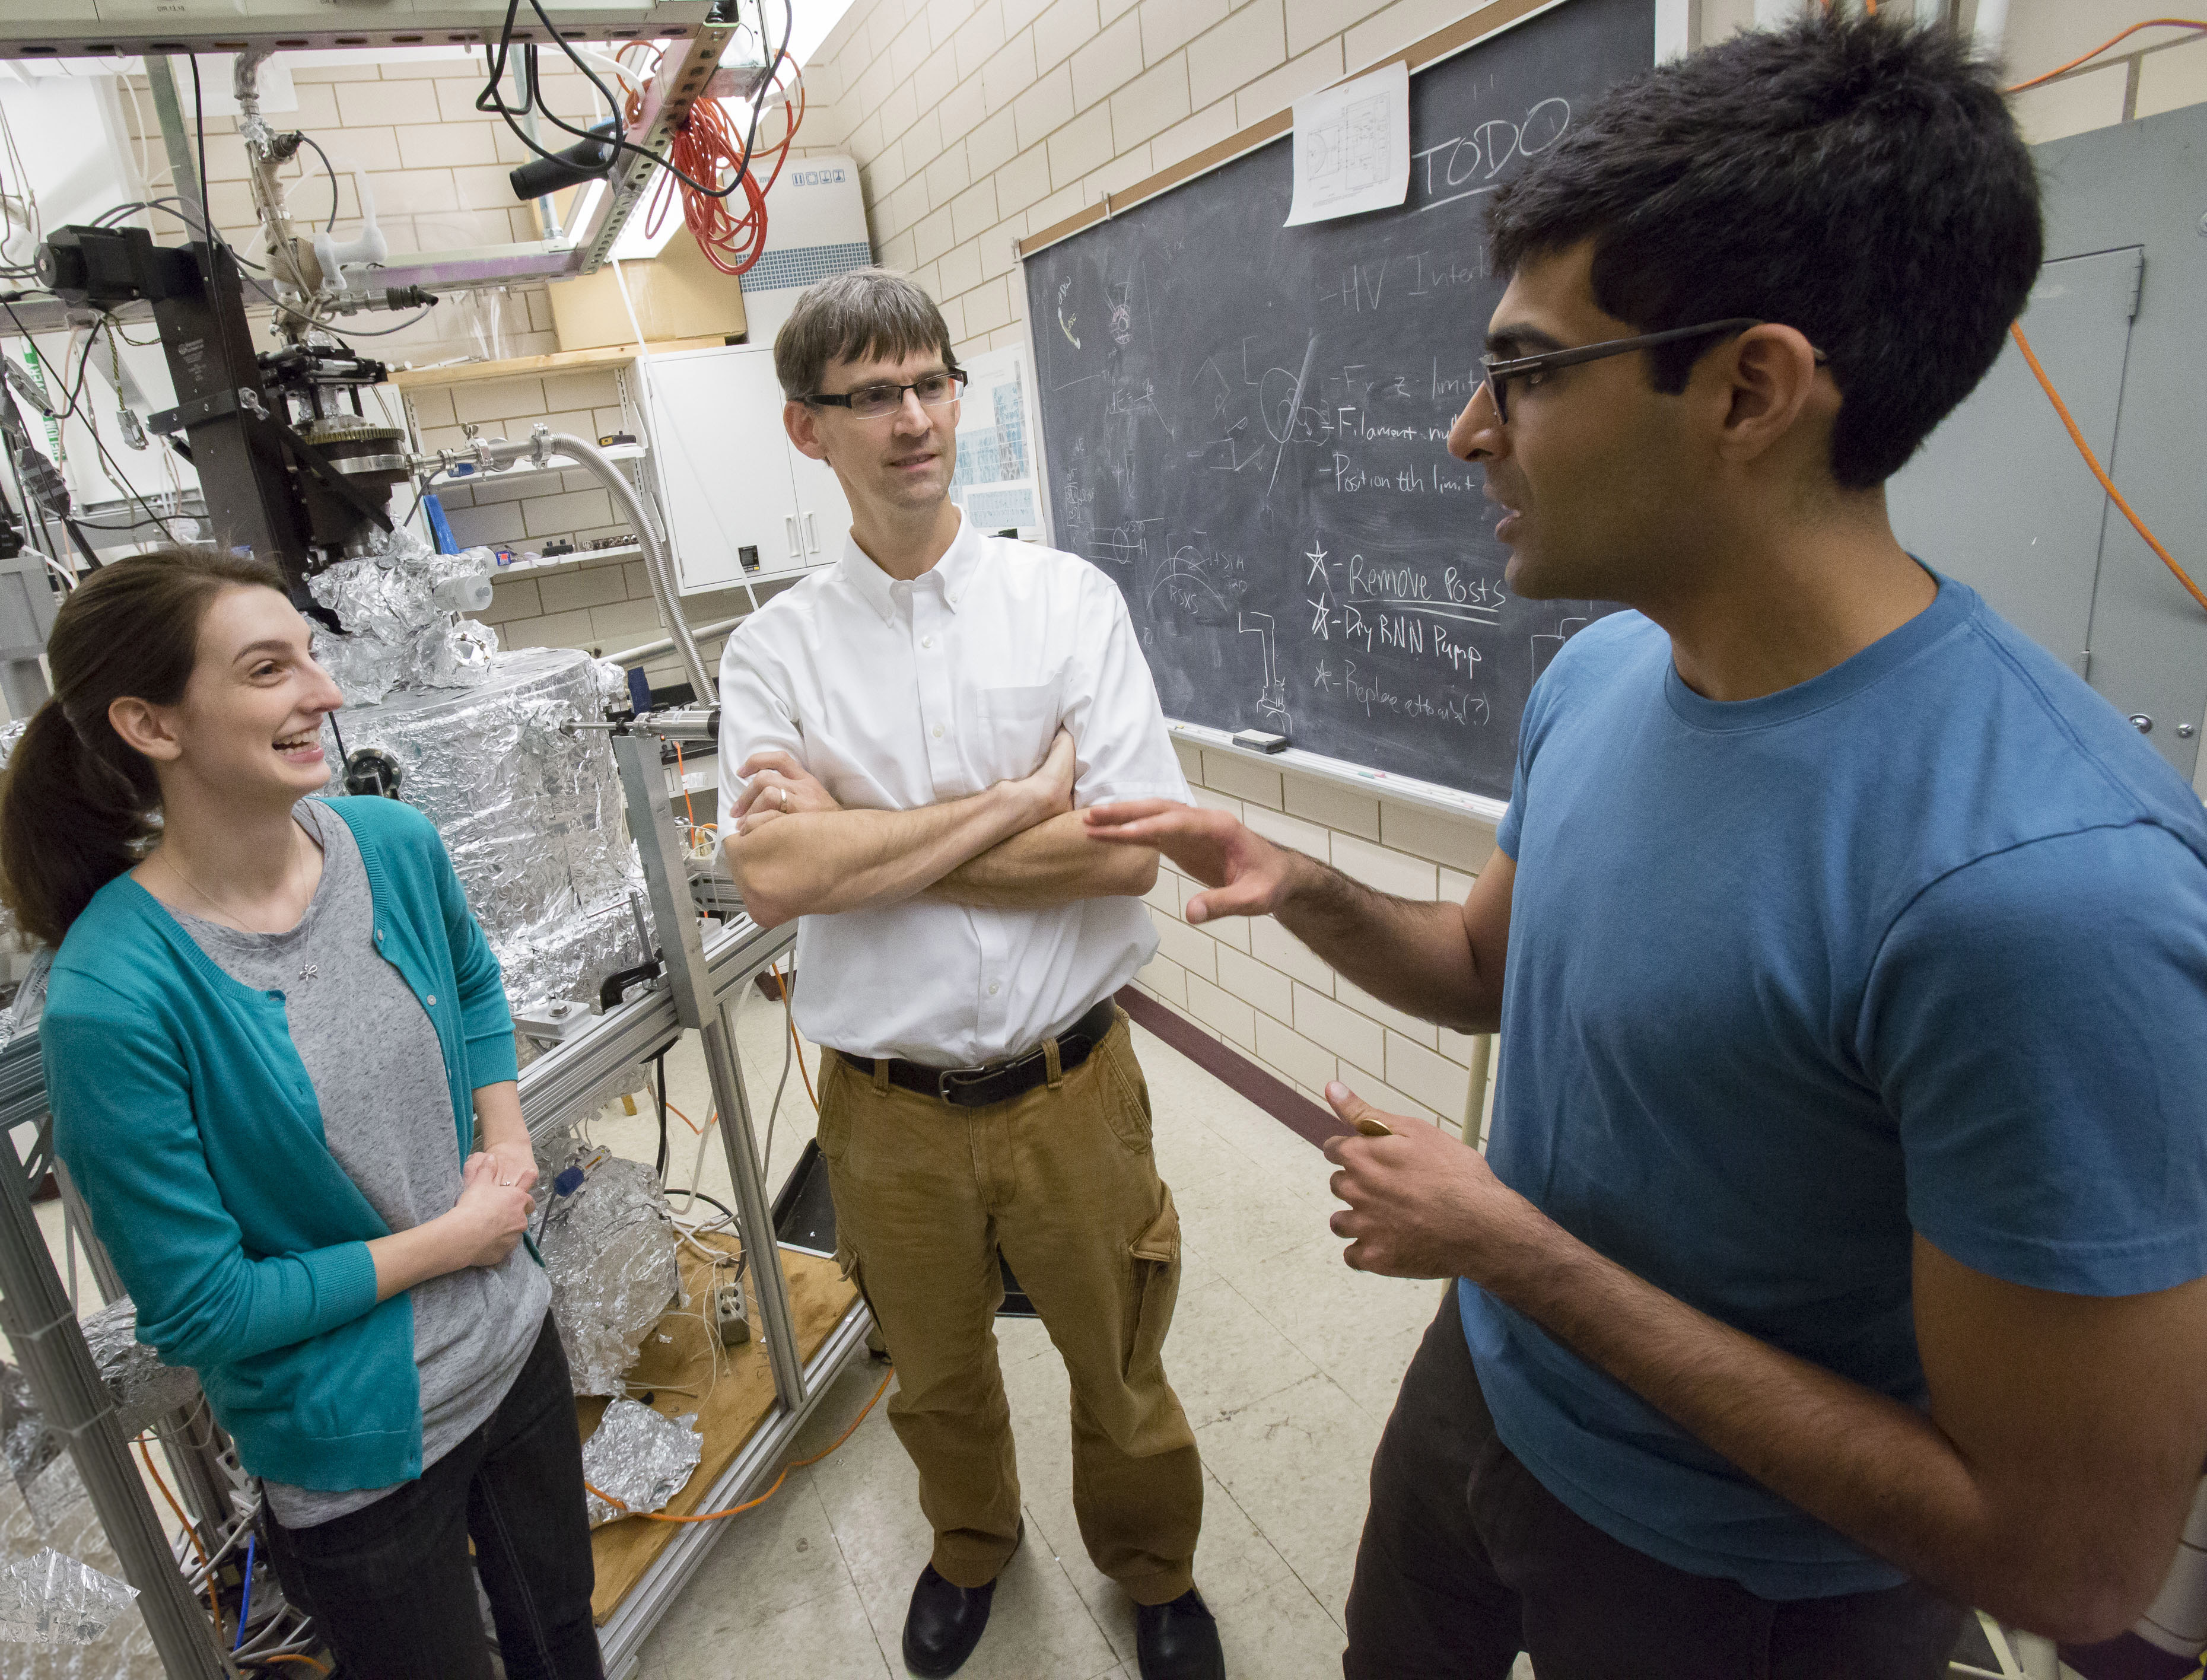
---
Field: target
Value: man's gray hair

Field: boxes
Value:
[772,268,959,401]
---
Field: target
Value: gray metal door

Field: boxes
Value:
[1887,247,2139,696]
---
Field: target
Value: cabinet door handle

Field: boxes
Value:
[805,512,819,554]
[785,515,801,562]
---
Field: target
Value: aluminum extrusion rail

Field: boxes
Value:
[516,912,793,1140]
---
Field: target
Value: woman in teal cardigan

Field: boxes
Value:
[1,548,602,1679]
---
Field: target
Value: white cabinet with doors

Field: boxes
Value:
[642,343,851,593]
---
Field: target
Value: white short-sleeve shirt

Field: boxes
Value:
[717,510,1191,1064]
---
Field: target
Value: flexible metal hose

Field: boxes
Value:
[476,430,715,701]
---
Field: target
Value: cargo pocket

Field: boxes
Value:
[1124,1185,1182,1379]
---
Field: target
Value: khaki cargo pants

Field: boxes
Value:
[818,1010,1203,1602]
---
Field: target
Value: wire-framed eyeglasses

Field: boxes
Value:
[1480,319,1824,423]
[804,368,969,419]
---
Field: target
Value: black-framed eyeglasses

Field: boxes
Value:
[804,367,968,419]
[1480,319,1823,423]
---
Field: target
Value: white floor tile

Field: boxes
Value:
[1241,1236,1451,1424]
[1194,1371,1386,1630]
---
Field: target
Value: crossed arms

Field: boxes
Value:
[720,729,1160,930]
[1081,797,2207,1643]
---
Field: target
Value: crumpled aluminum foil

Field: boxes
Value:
[541,1148,680,1396]
[0,1548,139,1648]
[0,721,31,990]
[581,1400,701,1527]
[77,1300,199,1442]
[1,1361,56,1504]
[308,526,501,707]
[0,1426,156,1675]
[323,646,648,1014]
[2,949,47,1042]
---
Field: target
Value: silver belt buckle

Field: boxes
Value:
[936,1062,990,1103]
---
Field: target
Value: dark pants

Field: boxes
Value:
[264,1313,603,1680]
[1343,1293,1967,1680]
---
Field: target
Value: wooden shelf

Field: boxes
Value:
[388,336,736,392]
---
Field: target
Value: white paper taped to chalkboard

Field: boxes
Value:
[1286,60,1410,227]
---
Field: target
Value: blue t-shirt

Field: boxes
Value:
[1465,573,2207,1601]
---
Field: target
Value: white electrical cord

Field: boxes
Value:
[23,546,72,590]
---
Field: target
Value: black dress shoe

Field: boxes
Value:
[901,1565,995,1678]
[902,1526,1021,1679]
[1135,1586,1224,1680]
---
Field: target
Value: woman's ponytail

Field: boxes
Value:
[0,546,287,950]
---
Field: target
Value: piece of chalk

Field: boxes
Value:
[1232,728,1289,753]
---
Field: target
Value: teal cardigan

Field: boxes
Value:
[41,796,519,1492]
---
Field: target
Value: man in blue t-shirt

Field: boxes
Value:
[1085,14,2207,1679]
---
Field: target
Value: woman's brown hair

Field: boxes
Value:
[0,546,290,948]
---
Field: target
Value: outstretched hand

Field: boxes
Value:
[1321,1081,1542,1281]
[1082,798,1300,923]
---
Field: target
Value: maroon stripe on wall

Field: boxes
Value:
[1116,987,1350,1151]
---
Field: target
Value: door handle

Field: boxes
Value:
[784,515,801,563]
[805,512,819,554]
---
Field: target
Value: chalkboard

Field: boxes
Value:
[1023,0,1653,802]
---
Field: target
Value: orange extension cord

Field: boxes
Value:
[136,1438,224,1635]
[1995,21,2207,616]
[2007,17,2207,94]
[2006,323,2207,614]
[586,1369,891,1523]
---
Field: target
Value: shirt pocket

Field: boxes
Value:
[969,683,1063,787]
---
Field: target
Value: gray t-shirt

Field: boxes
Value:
[171,800,549,1528]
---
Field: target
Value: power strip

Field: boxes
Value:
[713,1280,750,1347]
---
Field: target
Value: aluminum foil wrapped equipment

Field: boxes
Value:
[307,527,500,708]
[540,1148,681,1396]
[77,1300,199,1441]
[581,1401,702,1527]
[0,1548,138,1649]
[324,646,647,1014]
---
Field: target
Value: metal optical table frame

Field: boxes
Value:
[0,711,870,1678]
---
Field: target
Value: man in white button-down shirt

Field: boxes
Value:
[715,271,1223,1680]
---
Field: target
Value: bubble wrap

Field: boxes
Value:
[323,647,648,1014]
[581,1401,701,1527]
[541,1150,680,1396]
[307,526,502,707]
[0,1548,139,1649]
[76,1301,199,1443]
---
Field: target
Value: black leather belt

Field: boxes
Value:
[836,997,1120,1109]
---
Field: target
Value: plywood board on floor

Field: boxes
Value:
[580,1234,860,1622]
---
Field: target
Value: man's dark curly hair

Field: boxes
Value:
[1486,14,2041,488]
